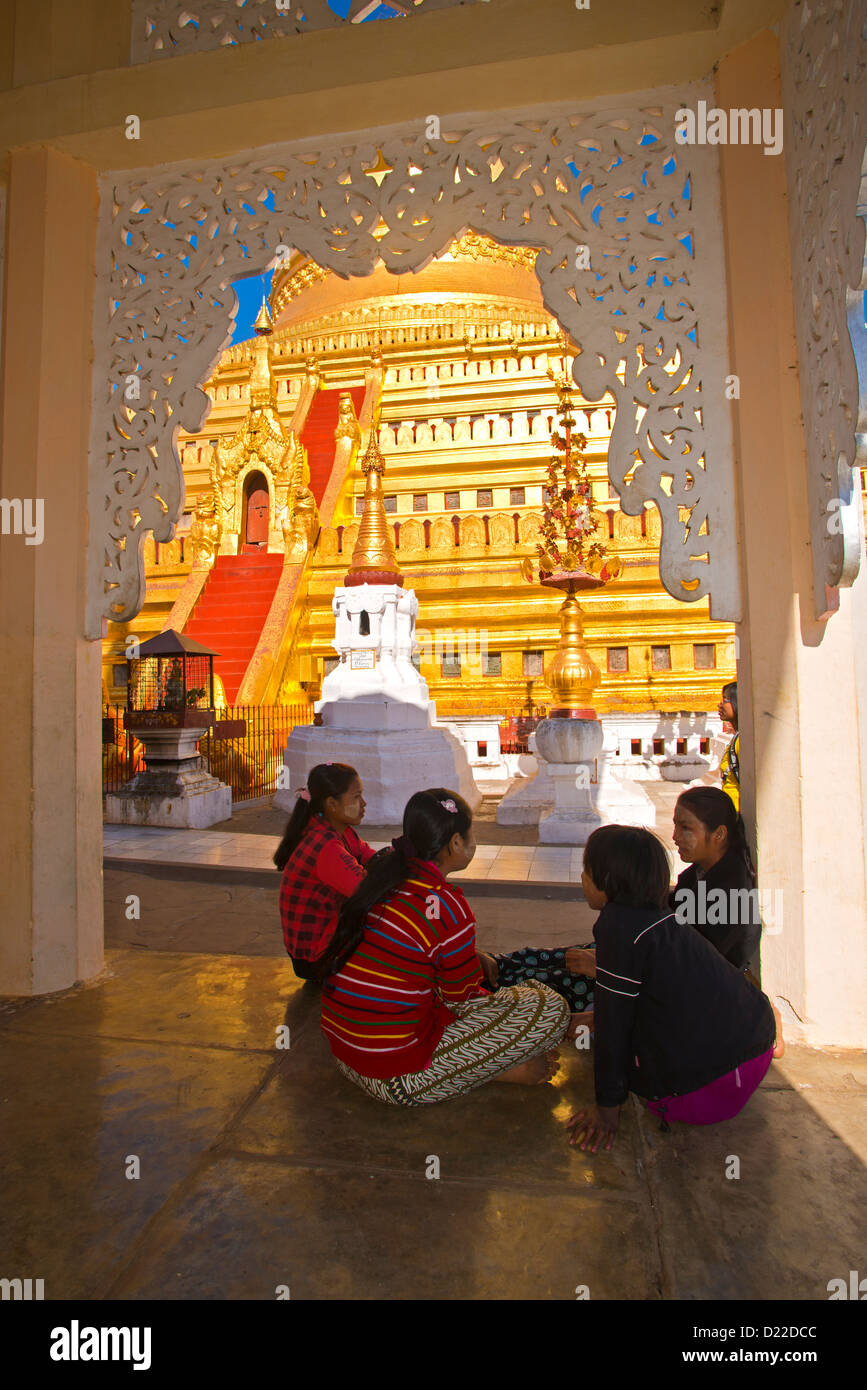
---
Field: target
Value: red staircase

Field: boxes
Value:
[302,385,367,505]
[185,552,283,703]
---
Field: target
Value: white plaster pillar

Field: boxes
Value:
[0,149,104,993]
[717,33,867,1045]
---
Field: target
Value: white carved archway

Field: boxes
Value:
[87,89,742,637]
[782,0,867,622]
[130,0,488,64]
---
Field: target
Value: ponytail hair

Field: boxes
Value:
[273,763,359,871]
[314,787,473,979]
[676,785,754,879]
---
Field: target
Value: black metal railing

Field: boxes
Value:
[201,703,312,802]
[102,709,145,793]
[102,702,313,803]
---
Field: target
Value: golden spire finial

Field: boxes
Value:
[249,319,277,408]
[253,297,272,335]
[345,429,402,588]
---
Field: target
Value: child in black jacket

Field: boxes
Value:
[481,790,765,1011]
[567,825,783,1154]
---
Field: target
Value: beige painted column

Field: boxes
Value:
[0,148,104,994]
[717,32,867,1046]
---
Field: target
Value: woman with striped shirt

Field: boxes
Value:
[314,789,571,1106]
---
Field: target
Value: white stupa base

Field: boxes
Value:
[320,696,433,731]
[317,662,430,715]
[496,755,555,825]
[273,720,482,824]
[537,762,601,845]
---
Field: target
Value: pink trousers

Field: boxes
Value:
[646,1047,774,1125]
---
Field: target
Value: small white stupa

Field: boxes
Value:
[273,429,480,823]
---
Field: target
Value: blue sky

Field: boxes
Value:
[231,268,275,344]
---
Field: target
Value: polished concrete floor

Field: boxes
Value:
[2,866,865,1301]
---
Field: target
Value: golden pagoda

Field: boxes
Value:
[102,233,741,721]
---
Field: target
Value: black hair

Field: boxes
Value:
[721,680,738,725]
[675,785,755,879]
[582,824,671,909]
[273,763,359,871]
[314,787,473,979]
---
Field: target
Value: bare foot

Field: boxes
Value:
[771,1003,785,1058]
[494,1050,560,1085]
[543,1048,561,1079]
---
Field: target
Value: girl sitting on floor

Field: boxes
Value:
[314,789,571,1106]
[566,824,784,1154]
[671,786,762,971]
[480,785,768,1015]
[274,763,375,980]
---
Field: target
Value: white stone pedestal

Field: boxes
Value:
[538,761,602,844]
[535,718,604,846]
[104,725,232,829]
[273,709,481,824]
[496,737,556,825]
[498,726,659,831]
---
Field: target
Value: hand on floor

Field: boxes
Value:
[566,1105,619,1153]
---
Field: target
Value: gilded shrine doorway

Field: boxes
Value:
[242,471,270,551]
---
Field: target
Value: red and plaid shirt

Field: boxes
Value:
[279,814,374,962]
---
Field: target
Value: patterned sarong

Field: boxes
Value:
[492,945,596,1012]
[334,981,570,1107]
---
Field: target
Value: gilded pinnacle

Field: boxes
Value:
[360,427,385,476]
[253,297,273,335]
[345,429,402,587]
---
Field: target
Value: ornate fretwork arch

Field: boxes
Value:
[782,0,867,621]
[86,91,740,637]
[130,0,487,64]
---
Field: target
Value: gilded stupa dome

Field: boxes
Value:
[269,231,546,336]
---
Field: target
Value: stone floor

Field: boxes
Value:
[103,824,590,885]
[2,856,865,1301]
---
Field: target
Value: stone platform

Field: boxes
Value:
[2,922,864,1300]
[6,807,858,1303]
[103,823,587,890]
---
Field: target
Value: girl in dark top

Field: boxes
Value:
[487,787,766,1016]
[670,786,761,970]
[567,825,784,1154]
[274,763,375,979]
